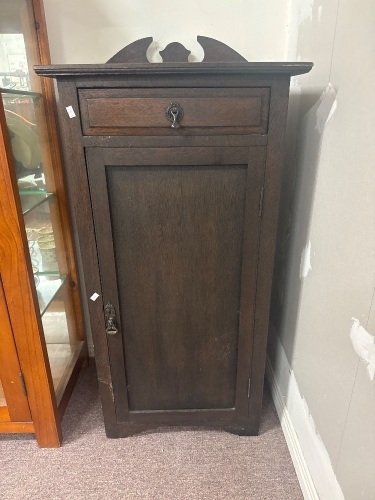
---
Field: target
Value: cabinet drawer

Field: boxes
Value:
[79,88,270,136]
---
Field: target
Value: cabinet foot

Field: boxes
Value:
[224,425,259,436]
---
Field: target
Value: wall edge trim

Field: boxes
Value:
[265,356,319,500]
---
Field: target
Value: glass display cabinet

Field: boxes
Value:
[0,0,86,447]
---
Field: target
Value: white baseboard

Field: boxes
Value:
[266,356,319,500]
[266,349,345,500]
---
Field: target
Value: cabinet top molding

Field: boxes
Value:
[35,36,313,78]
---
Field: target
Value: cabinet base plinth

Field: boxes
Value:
[104,420,261,439]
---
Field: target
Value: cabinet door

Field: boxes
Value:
[87,146,265,431]
[0,277,31,422]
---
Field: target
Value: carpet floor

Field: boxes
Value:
[0,364,303,500]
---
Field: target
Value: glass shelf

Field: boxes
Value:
[0,88,41,98]
[19,189,47,194]
[24,197,60,275]
[36,275,67,316]
[20,191,52,215]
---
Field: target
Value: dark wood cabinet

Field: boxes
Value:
[36,37,312,437]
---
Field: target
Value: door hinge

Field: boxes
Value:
[247,378,251,398]
[20,372,28,397]
[258,186,264,217]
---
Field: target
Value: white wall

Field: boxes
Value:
[43,0,289,63]
[43,0,291,356]
[270,0,375,498]
[43,1,375,498]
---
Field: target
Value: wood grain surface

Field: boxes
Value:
[110,165,246,411]
[86,146,265,424]
[79,88,269,136]
[42,39,312,437]
[35,62,313,78]
[0,277,31,421]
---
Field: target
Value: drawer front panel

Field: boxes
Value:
[79,88,269,135]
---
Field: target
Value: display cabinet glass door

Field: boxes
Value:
[1,90,81,406]
[0,0,83,407]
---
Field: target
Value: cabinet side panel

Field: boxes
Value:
[248,77,291,431]
[55,82,120,437]
[107,165,247,411]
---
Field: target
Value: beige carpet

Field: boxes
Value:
[0,364,303,500]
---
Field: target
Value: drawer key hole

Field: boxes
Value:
[104,302,118,335]
[166,102,184,129]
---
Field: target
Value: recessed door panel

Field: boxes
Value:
[87,146,265,423]
[108,165,246,411]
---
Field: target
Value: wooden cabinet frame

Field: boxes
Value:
[36,38,312,438]
[0,0,86,447]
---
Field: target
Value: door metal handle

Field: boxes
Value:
[104,302,118,335]
[166,102,184,129]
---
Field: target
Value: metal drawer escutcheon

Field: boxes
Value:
[104,302,118,335]
[166,102,184,129]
